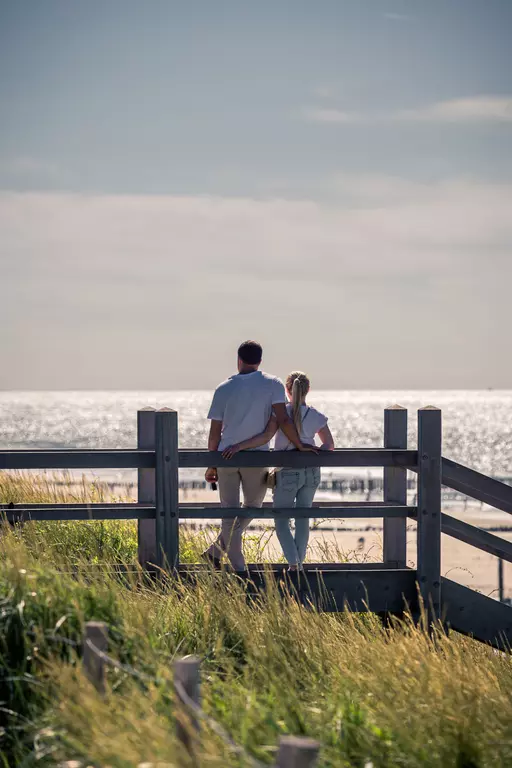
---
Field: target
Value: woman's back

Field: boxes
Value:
[274,403,327,450]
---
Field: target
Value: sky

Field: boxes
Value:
[1,0,511,390]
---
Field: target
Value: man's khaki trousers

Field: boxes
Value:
[206,466,268,570]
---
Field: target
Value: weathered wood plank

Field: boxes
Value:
[417,407,442,623]
[0,449,154,470]
[180,561,411,572]
[179,448,417,469]
[155,409,179,569]
[1,502,152,511]
[0,448,417,470]
[1,502,416,522]
[1,504,155,522]
[442,577,512,649]
[138,408,157,568]
[242,568,417,613]
[441,514,512,563]
[442,457,512,516]
[383,406,408,567]
[178,504,416,520]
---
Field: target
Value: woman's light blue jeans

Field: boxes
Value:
[273,467,321,566]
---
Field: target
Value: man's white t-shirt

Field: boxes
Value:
[274,403,327,451]
[208,371,286,451]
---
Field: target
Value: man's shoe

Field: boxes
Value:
[201,551,222,570]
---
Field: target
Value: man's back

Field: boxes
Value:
[208,370,285,451]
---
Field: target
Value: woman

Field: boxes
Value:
[222,371,334,570]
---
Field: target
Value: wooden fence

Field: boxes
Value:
[2,405,512,645]
[78,621,321,768]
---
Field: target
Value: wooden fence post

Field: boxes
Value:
[383,405,408,567]
[417,406,442,625]
[155,408,179,570]
[174,656,201,754]
[277,735,320,767]
[83,621,108,694]
[137,407,157,568]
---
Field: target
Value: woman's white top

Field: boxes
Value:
[274,403,328,450]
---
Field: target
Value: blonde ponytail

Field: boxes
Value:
[286,371,311,437]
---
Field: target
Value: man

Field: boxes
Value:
[203,340,313,572]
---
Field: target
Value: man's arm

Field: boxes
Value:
[206,420,222,482]
[222,416,279,458]
[208,420,222,451]
[272,403,317,452]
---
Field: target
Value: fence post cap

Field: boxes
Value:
[157,407,176,413]
[85,620,108,632]
[174,655,201,690]
[279,734,320,746]
[57,762,83,768]
[419,405,441,411]
[174,654,201,667]
[385,404,407,410]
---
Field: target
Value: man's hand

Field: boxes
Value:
[222,444,241,459]
[298,442,319,454]
[205,467,218,483]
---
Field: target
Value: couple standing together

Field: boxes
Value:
[203,340,334,572]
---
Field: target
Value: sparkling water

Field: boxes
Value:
[1,390,511,477]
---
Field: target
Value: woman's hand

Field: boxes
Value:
[298,442,319,454]
[222,444,241,459]
[205,467,218,483]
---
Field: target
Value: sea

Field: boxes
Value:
[1,389,511,484]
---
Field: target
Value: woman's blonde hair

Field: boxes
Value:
[286,371,310,435]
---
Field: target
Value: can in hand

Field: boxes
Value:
[211,482,217,491]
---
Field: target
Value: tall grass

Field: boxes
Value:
[0,471,278,566]
[1,473,512,766]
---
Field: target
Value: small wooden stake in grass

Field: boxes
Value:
[174,655,201,754]
[83,621,108,694]
[277,735,320,767]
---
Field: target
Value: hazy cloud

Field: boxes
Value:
[303,96,512,125]
[0,156,63,181]
[1,177,511,389]
[312,85,337,100]
[383,13,410,21]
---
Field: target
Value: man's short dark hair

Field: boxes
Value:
[238,340,263,366]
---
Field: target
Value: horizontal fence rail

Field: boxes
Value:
[441,513,512,564]
[0,503,156,522]
[179,449,418,469]
[0,448,418,470]
[441,458,512,516]
[0,502,416,522]
[177,504,416,520]
[0,449,155,470]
